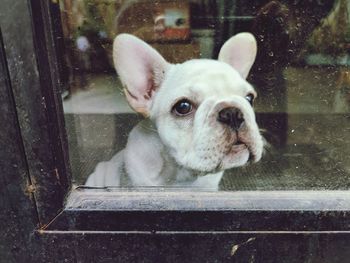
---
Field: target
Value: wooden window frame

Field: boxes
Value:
[2,0,350,261]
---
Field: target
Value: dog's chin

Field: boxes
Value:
[219,144,250,170]
[175,144,251,174]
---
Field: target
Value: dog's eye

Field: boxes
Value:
[245,94,255,105]
[172,99,193,116]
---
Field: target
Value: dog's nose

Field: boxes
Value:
[217,107,244,130]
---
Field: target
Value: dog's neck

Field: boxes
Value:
[124,119,223,189]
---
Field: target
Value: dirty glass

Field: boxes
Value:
[58,0,350,190]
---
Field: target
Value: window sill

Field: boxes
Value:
[41,189,350,233]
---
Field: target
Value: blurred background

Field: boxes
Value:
[55,0,350,189]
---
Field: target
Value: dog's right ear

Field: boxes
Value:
[113,34,170,116]
[218,32,257,79]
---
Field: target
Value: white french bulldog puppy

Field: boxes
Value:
[85,33,264,189]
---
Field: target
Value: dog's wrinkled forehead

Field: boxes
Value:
[113,33,257,116]
[153,59,255,109]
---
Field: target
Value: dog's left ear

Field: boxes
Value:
[218,32,257,79]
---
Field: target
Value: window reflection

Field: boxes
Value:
[58,0,350,190]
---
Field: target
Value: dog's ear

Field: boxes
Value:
[113,34,170,116]
[218,32,257,79]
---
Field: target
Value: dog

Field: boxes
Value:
[85,33,264,189]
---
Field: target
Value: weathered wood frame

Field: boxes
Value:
[1,0,350,261]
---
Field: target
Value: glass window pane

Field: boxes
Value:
[58,0,350,190]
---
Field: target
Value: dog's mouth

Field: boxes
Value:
[233,141,256,163]
[185,140,253,174]
[206,140,249,171]
[232,132,258,163]
[229,140,247,152]
[230,141,250,158]
[234,139,245,146]
[228,131,247,149]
